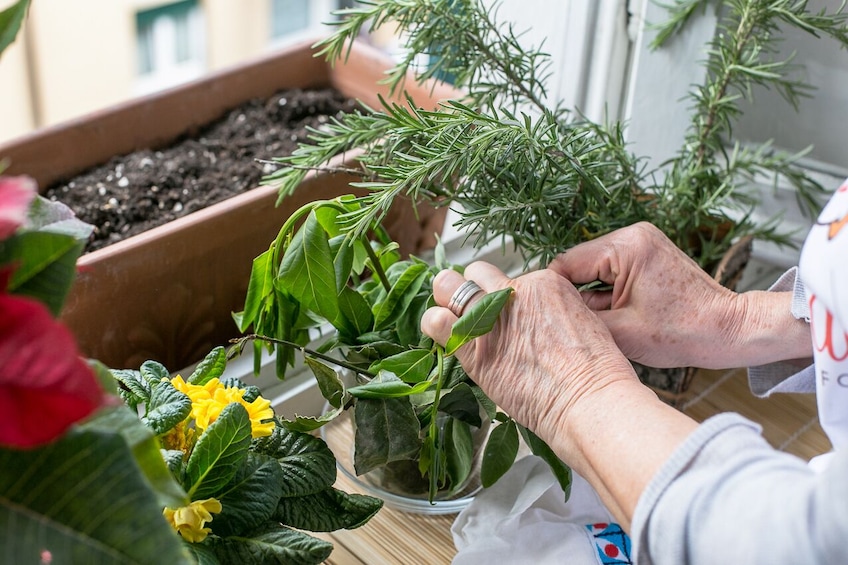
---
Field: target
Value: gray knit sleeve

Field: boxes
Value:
[631,413,848,564]
[747,267,815,396]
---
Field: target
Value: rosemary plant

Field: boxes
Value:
[263,0,848,270]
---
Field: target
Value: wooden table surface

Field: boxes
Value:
[316,470,457,565]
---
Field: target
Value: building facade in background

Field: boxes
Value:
[0,0,339,142]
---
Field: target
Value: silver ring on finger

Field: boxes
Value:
[448,279,484,317]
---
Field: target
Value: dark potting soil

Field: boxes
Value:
[44,88,359,252]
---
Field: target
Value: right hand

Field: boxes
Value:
[548,222,742,369]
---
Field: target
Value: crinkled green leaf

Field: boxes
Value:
[188,347,228,385]
[445,287,514,355]
[266,427,337,497]
[185,403,252,499]
[353,396,421,475]
[143,381,192,436]
[140,360,170,385]
[369,349,433,384]
[185,543,220,565]
[274,487,382,532]
[210,453,285,538]
[207,522,332,565]
[481,418,519,488]
[0,426,191,564]
[111,368,151,410]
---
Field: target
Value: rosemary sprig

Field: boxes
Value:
[264,0,848,270]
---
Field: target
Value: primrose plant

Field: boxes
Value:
[112,346,383,563]
[235,196,572,502]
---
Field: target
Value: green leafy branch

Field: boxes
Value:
[235,195,571,501]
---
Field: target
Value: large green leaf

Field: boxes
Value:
[372,262,428,330]
[185,403,252,499]
[274,487,382,532]
[481,418,519,488]
[0,427,191,564]
[353,396,421,475]
[266,427,337,498]
[185,543,220,565]
[369,349,433,384]
[0,230,84,316]
[79,406,189,510]
[188,347,228,385]
[445,287,514,355]
[143,381,192,435]
[277,211,339,323]
[209,453,285,538]
[207,523,332,565]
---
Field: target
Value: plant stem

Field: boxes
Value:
[232,334,376,379]
[363,237,392,292]
[693,4,757,170]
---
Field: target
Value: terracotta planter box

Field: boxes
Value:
[0,40,454,370]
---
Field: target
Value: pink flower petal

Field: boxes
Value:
[0,292,104,448]
[0,175,37,239]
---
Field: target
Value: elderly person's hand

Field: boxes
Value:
[421,261,635,443]
[421,259,698,529]
[548,222,812,369]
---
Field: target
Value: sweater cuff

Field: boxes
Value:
[747,266,814,396]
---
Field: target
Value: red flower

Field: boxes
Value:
[0,290,104,448]
[0,175,36,239]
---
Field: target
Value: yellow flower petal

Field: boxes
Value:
[162,498,222,543]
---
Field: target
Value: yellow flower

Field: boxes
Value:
[162,498,222,543]
[169,376,274,438]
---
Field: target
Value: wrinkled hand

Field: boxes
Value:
[548,222,740,369]
[420,261,636,443]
